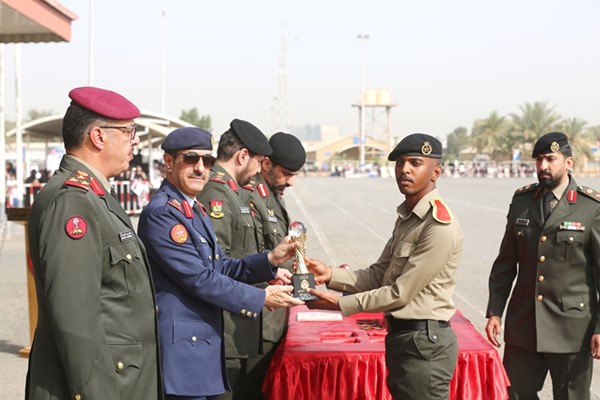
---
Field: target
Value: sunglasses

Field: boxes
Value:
[180,152,216,168]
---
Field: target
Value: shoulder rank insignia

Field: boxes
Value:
[170,224,188,244]
[243,179,256,192]
[578,186,600,203]
[210,171,226,184]
[514,183,538,196]
[430,198,453,224]
[257,183,269,198]
[209,200,224,219]
[65,216,88,239]
[64,170,91,191]
[168,199,183,213]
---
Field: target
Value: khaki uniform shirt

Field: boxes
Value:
[329,189,462,321]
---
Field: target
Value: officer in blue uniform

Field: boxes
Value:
[138,127,303,400]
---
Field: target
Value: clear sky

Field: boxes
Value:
[3,0,600,140]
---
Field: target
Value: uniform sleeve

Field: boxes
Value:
[336,220,461,316]
[34,190,119,398]
[138,206,267,316]
[197,182,235,256]
[590,207,600,333]
[248,191,267,252]
[486,203,519,318]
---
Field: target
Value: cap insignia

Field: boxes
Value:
[550,141,560,152]
[421,142,433,156]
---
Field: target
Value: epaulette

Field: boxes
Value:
[242,179,256,192]
[429,198,453,224]
[578,186,600,203]
[64,170,105,196]
[514,183,539,196]
[210,171,226,184]
[168,199,184,213]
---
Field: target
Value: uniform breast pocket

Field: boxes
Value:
[109,241,146,294]
[387,241,415,279]
[513,225,532,240]
[236,216,255,246]
[108,342,143,398]
[555,231,585,263]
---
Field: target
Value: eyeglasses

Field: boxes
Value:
[99,124,137,140]
[181,152,216,168]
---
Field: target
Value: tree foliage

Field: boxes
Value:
[179,108,212,131]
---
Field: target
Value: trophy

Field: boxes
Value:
[289,221,317,301]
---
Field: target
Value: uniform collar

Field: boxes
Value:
[397,188,440,220]
[547,176,569,200]
[65,154,111,192]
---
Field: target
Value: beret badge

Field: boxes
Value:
[421,142,433,156]
[550,141,560,152]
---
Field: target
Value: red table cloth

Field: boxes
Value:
[263,306,510,400]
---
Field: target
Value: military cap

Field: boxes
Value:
[68,86,140,120]
[388,133,442,161]
[161,127,213,152]
[268,132,306,172]
[229,119,272,156]
[531,132,571,158]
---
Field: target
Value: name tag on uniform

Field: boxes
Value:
[119,230,134,241]
[516,218,529,226]
[199,236,207,243]
[240,207,250,214]
[268,216,278,223]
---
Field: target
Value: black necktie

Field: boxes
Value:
[192,201,204,218]
[543,191,554,221]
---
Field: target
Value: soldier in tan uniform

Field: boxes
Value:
[486,132,600,400]
[306,133,463,400]
[238,132,306,399]
[196,119,273,399]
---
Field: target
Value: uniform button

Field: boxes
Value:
[156,306,159,314]
[273,229,277,233]
[537,295,543,301]
[580,303,585,308]
[517,231,523,237]
[74,395,81,400]
[117,361,124,370]
[539,256,545,262]
[126,254,132,261]
[569,236,574,242]
[191,336,197,343]
[540,236,547,242]
[246,311,252,317]
[432,334,438,340]
[241,309,246,315]
[216,254,221,260]
[208,255,212,261]
[538,275,544,282]
[253,312,257,318]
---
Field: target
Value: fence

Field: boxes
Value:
[8,180,151,215]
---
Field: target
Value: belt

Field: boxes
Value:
[385,317,450,333]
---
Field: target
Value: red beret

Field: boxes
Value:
[68,86,140,120]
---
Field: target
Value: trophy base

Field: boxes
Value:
[292,273,318,301]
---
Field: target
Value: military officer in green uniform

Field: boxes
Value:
[197,119,273,399]
[238,132,306,399]
[304,133,463,400]
[486,132,600,400]
[26,87,162,400]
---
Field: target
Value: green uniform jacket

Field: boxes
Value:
[197,164,260,358]
[26,155,162,400]
[246,174,290,343]
[486,177,600,353]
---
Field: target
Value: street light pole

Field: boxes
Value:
[161,8,167,115]
[357,34,369,167]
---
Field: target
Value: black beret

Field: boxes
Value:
[161,127,213,152]
[531,132,571,158]
[388,133,442,161]
[228,119,272,156]
[268,132,306,172]
[69,86,140,119]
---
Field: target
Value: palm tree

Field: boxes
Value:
[510,101,562,148]
[471,111,514,160]
[559,117,595,172]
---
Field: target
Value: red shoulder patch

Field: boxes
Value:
[170,224,188,244]
[64,170,91,191]
[257,183,269,198]
[90,177,105,196]
[182,201,194,219]
[430,198,453,224]
[65,216,88,239]
[228,179,238,191]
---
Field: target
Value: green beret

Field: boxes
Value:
[269,132,306,172]
[388,133,442,161]
[531,132,571,158]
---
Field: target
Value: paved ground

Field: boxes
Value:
[2,174,600,399]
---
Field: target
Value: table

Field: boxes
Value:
[263,306,510,400]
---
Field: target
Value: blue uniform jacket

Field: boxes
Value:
[138,180,276,397]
